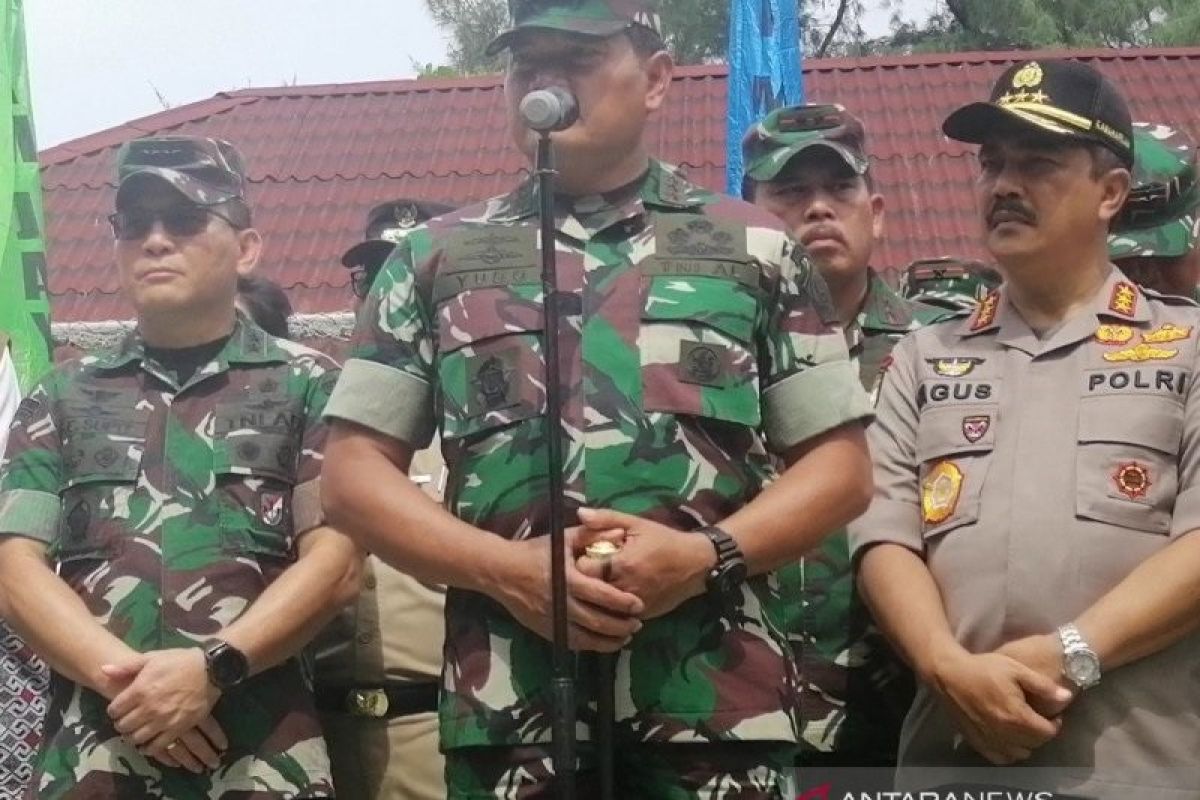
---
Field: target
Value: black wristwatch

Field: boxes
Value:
[696,526,747,602]
[202,639,249,690]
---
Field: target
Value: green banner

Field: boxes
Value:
[0,0,51,390]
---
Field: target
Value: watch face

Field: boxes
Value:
[209,644,248,688]
[1066,651,1100,686]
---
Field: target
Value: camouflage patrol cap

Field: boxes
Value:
[486,0,662,56]
[900,257,1003,311]
[115,135,248,208]
[742,104,869,181]
[1109,123,1200,260]
[341,199,456,271]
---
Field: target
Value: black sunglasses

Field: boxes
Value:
[108,205,242,241]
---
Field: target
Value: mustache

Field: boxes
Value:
[987,199,1037,227]
[800,224,847,246]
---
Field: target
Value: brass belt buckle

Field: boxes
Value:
[347,688,389,718]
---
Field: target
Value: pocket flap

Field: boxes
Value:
[917,404,997,462]
[1079,394,1182,454]
[436,286,545,355]
[642,275,758,344]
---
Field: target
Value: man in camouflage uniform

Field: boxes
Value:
[899,257,1003,312]
[0,135,362,799]
[741,104,942,767]
[321,2,875,797]
[311,199,454,800]
[1109,122,1200,300]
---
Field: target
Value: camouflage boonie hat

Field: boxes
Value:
[341,199,456,271]
[115,136,247,208]
[486,0,662,56]
[1109,122,1200,260]
[742,104,869,182]
[900,257,1003,311]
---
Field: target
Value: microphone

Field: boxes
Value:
[519,88,579,133]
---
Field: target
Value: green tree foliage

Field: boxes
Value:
[878,0,1200,53]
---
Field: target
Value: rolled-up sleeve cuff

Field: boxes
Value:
[324,359,436,448]
[762,361,874,452]
[0,489,62,544]
[847,497,924,561]
[292,478,325,535]
[1171,484,1200,536]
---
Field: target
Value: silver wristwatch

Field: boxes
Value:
[1057,623,1101,690]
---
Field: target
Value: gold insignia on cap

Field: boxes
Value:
[1095,325,1134,345]
[1113,461,1151,500]
[1108,282,1138,317]
[1142,323,1193,345]
[922,461,964,525]
[1012,62,1044,89]
[1102,343,1178,363]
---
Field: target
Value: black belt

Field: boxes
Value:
[314,681,439,719]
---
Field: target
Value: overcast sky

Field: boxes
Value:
[27,0,935,149]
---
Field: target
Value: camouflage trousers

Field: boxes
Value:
[445,742,794,799]
[30,674,334,799]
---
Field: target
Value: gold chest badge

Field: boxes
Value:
[922,461,964,525]
[1102,343,1178,363]
[1142,323,1193,345]
[1094,325,1133,345]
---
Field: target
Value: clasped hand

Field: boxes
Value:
[102,648,227,773]
[495,508,716,652]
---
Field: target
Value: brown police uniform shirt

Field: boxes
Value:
[313,444,446,687]
[849,269,1200,799]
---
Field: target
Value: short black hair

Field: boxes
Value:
[237,275,292,339]
[626,25,665,59]
[1087,142,1126,179]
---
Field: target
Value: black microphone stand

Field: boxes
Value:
[535,130,576,800]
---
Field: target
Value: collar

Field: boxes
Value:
[94,315,289,375]
[485,159,712,225]
[857,271,919,334]
[958,268,1152,354]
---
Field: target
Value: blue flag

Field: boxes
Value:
[726,0,804,195]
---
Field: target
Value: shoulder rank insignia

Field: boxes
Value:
[1102,343,1178,363]
[926,357,985,377]
[969,291,1000,331]
[1113,462,1151,500]
[1142,323,1193,345]
[1094,324,1133,345]
[922,460,964,525]
[1108,282,1138,318]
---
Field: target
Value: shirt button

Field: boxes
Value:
[357,632,374,645]
[364,576,377,590]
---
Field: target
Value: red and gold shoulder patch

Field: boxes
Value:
[1142,323,1193,345]
[970,291,1000,331]
[1095,324,1134,345]
[1108,282,1138,318]
[1113,462,1151,500]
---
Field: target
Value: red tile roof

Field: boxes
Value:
[41,46,1200,323]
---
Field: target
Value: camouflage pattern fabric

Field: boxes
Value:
[446,741,792,799]
[741,104,869,181]
[486,0,662,55]
[328,158,873,754]
[115,136,247,207]
[778,272,939,762]
[900,257,1001,313]
[1109,122,1200,260]
[0,623,47,800]
[0,318,338,799]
